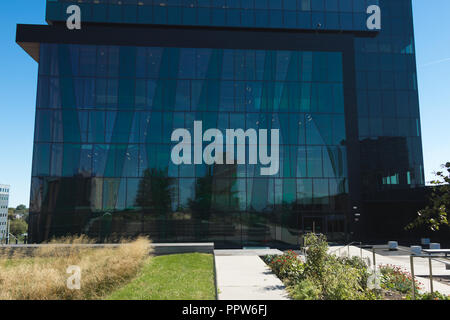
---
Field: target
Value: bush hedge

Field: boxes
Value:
[263,233,449,300]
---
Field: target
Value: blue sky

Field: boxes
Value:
[0,1,449,207]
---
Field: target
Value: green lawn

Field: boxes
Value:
[106,253,216,300]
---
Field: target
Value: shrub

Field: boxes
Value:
[289,278,321,300]
[264,233,386,300]
[262,254,276,265]
[303,233,329,282]
[271,233,379,300]
[264,251,304,285]
[320,255,369,300]
[302,234,370,299]
[337,255,372,290]
[417,291,450,300]
[379,264,422,294]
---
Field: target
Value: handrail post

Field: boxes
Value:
[372,248,376,272]
[410,255,416,300]
[429,256,434,295]
[360,242,362,259]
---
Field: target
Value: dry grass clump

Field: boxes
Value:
[0,236,152,300]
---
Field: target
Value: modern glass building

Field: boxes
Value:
[17,0,425,247]
[0,185,10,241]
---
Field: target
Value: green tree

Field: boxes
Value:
[8,210,15,221]
[16,204,27,211]
[22,211,30,224]
[407,162,450,231]
[303,233,329,282]
[9,219,28,237]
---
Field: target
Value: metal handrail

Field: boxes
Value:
[329,241,361,253]
[356,244,449,299]
[1,233,19,245]
[329,241,363,258]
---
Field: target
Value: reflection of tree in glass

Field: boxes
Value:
[187,164,242,240]
[186,166,214,240]
[136,168,173,217]
[188,166,213,222]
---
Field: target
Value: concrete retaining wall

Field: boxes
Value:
[0,243,214,257]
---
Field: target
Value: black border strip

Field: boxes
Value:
[17,24,358,52]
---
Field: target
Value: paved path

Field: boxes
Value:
[214,250,290,300]
[329,246,450,295]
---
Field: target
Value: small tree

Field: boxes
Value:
[9,219,28,237]
[407,162,450,231]
[303,233,329,282]
[15,204,27,211]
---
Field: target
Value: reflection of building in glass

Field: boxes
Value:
[0,185,10,241]
[360,137,413,193]
[18,0,425,247]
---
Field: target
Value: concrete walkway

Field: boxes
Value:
[214,250,290,300]
[329,246,450,295]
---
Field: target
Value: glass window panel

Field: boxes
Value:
[297,146,307,177]
[123,144,139,177]
[36,110,52,142]
[89,111,106,143]
[175,80,191,110]
[93,144,109,176]
[179,48,195,79]
[255,10,269,27]
[135,79,146,109]
[219,81,235,111]
[198,8,211,25]
[297,179,312,206]
[50,143,63,177]
[333,115,346,145]
[313,178,329,206]
[332,83,344,113]
[307,146,323,177]
[62,144,81,177]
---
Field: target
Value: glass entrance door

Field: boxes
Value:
[303,216,325,234]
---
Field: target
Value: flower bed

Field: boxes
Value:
[263,250,304,285]
[263,234,377,300]
[262,233,450,300]
[379,264,422,294]
[379,264,449,300]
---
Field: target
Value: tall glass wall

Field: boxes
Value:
[30,43,348,245]
[46,0,380,31]
[354,0,424,195]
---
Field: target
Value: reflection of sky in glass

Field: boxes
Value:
[46,0,381,31]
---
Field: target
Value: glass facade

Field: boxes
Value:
[18,0,424,245]
[32,44,348,245]
[354,0,423,194]
[47,0,380,31]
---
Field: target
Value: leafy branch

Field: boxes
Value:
[406,162,450,231]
